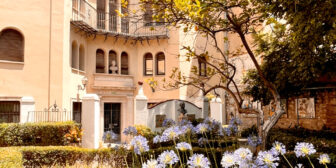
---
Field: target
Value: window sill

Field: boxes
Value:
[71,68,86,75]
[0,60,24,65]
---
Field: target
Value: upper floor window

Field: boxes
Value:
[144,2,153,26]
[0,29,24,62]
[121,52,129,75]
[144,53,153,75]
[199,60,207,76]
[79,44,85,71]
[121,0,129,33]
[109,0,118,31]
[96,49,105,73]
[71,41,79,69]
[156,52,165,75]
[0,101,20,123]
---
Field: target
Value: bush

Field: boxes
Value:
[0,146,127,168]
[267,128,336,154]
[240,125,258,138]
[0,121,79,147]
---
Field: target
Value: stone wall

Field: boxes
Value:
[263,90,336,131]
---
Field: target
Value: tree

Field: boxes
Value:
[244,0,336,104]
[125,0,336,148]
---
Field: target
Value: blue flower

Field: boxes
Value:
[162,126,182,141]
[234,148,252,166]
[153,135,161,144]
[198,137,208,147]
[187,154,210,168]
[221,152,236,168]
[255,151,279,168]
[195,123,210,134]
[247,135,262,147]
[123,126,138,136]
[102,131,118,142]
[130,135,149,155]
[162,119,176,127]
[179,119,192,126]
[157,150,179,166]
[271,141,286,155]
[294,142,316,157]
[318,154,330,165]
[229,117,242,126]
[180,123,195,134]
[142,159,164,168]
[176,142,192,151]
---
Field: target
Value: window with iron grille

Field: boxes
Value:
[0,101,20,123]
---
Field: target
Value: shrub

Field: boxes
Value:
[267,128,336,153]
[240,125,258,138]
[0,121,79,147]
[0,146,128,168]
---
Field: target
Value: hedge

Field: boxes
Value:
[267,128,336,154]
[0,121,79,147]
[0,146,127,168]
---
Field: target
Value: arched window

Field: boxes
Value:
[96,49,105,73]
[121,52,129,75]
[79,44,85,71]
[109,50,118,74]
[144,53,153,75]
[198,60,207,76]
[0,29,24,62]
[71,41,78,69]
[156,52,165,75]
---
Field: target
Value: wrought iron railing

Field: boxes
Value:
[28,103,71,122]
[71,0,169,38]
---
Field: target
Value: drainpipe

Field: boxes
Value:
[48,0,53,121]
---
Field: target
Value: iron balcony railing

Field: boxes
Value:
[71,0,169,38]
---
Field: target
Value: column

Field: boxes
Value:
[82,94,100,149]
[134,84,148,126]
[210,97,224,123]
[20,96,35,123]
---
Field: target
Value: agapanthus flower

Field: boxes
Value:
[294,142,316,157]
[318,154,330,165]
[221,152,236,168]
[247,135,262,147]
[180,123,195,134]
[255,151,279,168]
[295,163,303,168]
[187,154,210,168]
[142,159,164,168]
[198,137,209,147]
[123,126,137,136]
[102,131,118,142]
[157,150,179,166]
[271,141,286,155]
[153,135,161,144]
[130,135,149,155]
[234,148,252,166]
[176,142,192,151]
[162,119,176,127]
[179,119,192,126]
[195,123,210,134]
[229,117,242,126]
[162,126,182,141]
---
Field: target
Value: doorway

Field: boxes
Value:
[104,103,121,141]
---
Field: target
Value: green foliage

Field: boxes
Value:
[267,128,336,154]
[244,0,336,103]
[0,121,79,147]
[0,146,127,168]
[240,125,258,138]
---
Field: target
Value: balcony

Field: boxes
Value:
[71,0,169,39]
[91,73,135,91]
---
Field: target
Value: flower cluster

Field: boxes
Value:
[271,141,286,155]
[102,130,118,142]
[176,142,192,151]
[162,119,176,127]
[142,159,164,168]
[157,150,179,166]
[255,150,280,168]
[123,126,137,136]
[294,142,316,157]
[187,154,210,168]
[130,135,149,155]
[247,135,262,147]
[161,126,182,141]
[195,123,210,134]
